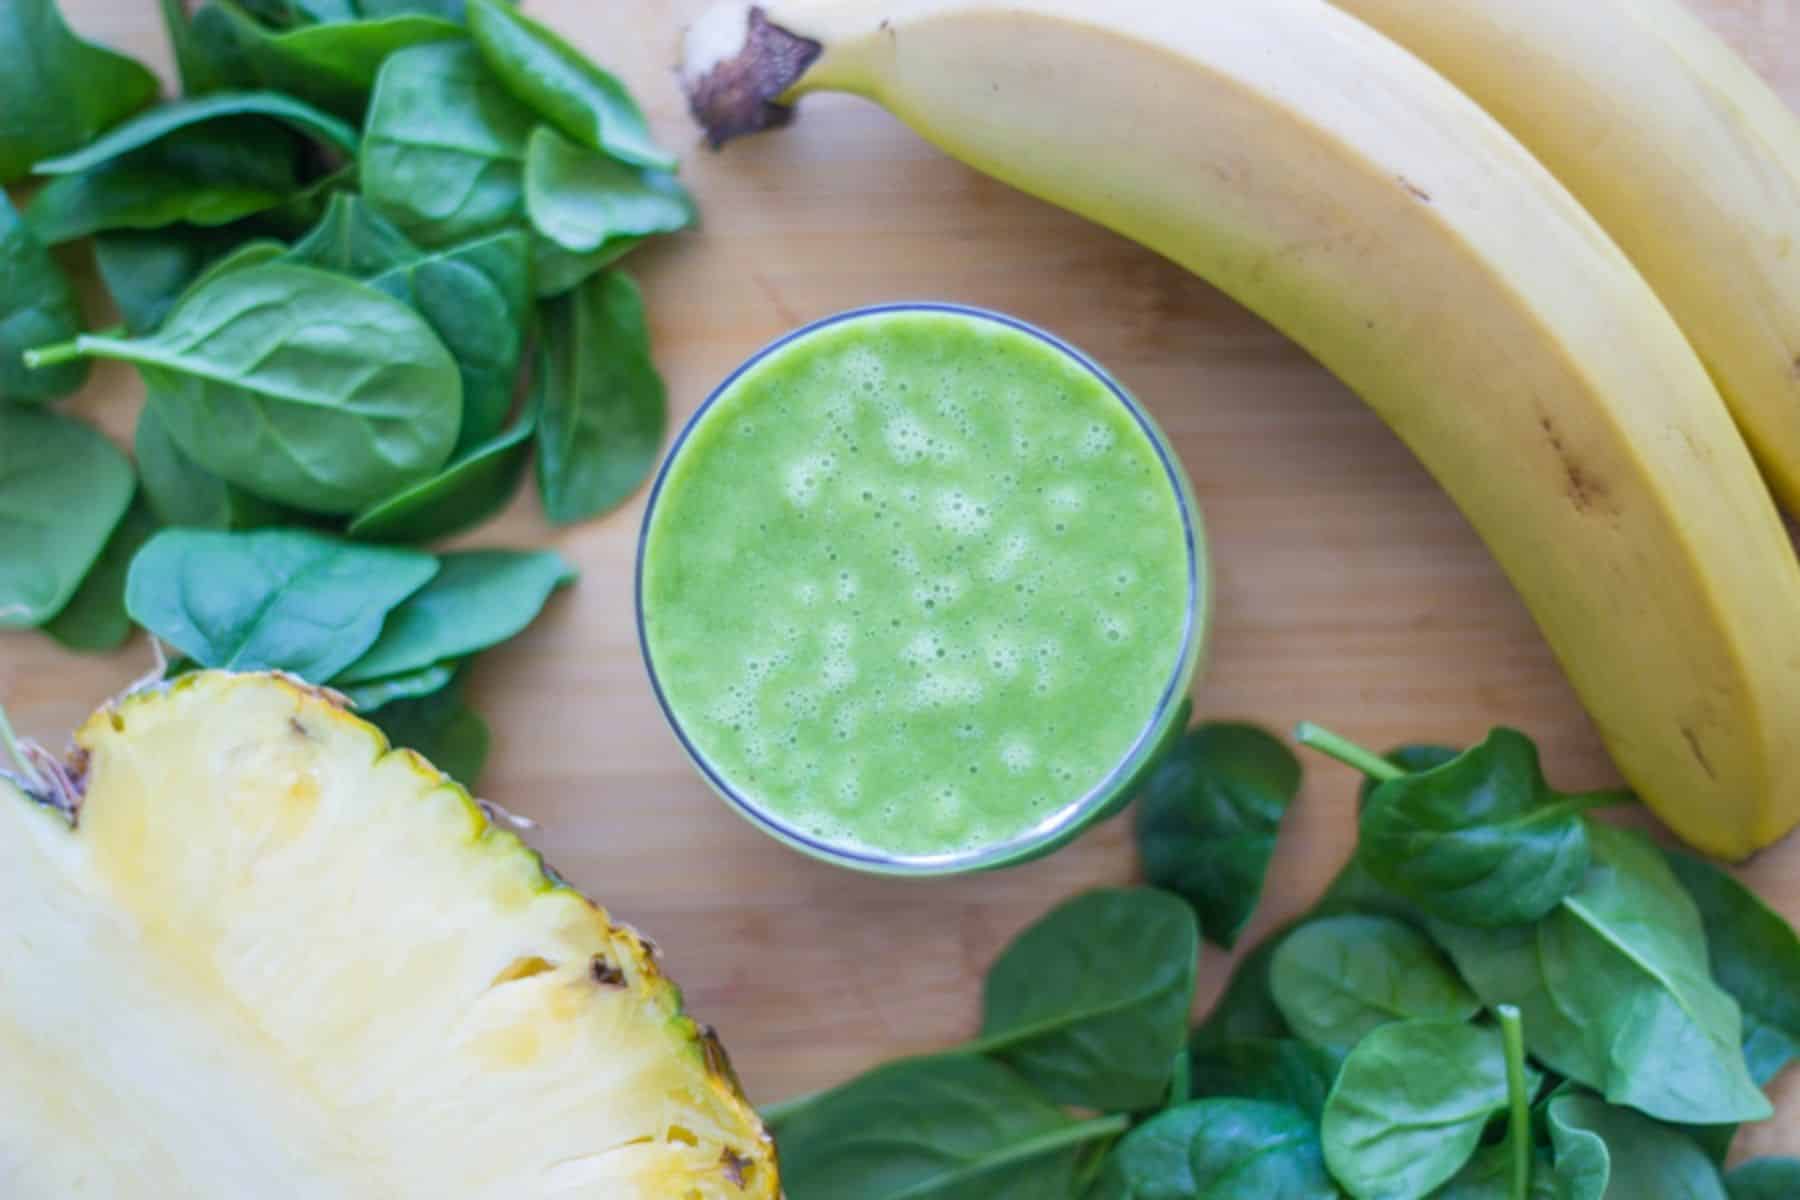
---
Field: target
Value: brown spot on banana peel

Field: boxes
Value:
[1539,414,1613,514]
[1682,726,1718,781]
[1398,176,1432,203]
[685,7,823,147]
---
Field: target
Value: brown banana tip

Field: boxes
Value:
[683,5,823,147]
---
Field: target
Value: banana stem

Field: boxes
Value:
[1294,722,1406,783]
[1498,1004,1531,1200]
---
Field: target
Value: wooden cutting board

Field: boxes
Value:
[9,0,1800,1160]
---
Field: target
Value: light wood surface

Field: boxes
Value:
[9,0,1800,1161]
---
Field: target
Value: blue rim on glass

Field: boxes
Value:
[635,302,1207,876]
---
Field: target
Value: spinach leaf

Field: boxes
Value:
[37,262,462,514]
[773,1054,1119,1200]
[1134,721,1301,949]
[0,192,86,403]
[134,403,292,530]
[1684,1121,1739,1169]
[370,665,489,787]
[1321,1019,1512,1200]
[523,125,695,254]
[285,0,360,22]
[1432,825,1770,1126]
[1312,856,1428,926]
[1088,1099,1337,1200]
[1726,1159,1800,1200]
[361,41,536,245]
[335,548,575,683]
[44,496,158,653]
[535,270,668,523]
[1359,728,1608,927]
[0,407,135,628]
[282,192,420,277]
[93,226,260,335]
[466,0,676,171]
[972,888,1198,1113]
[1665,850,1800,1086]
[33,91,358,174]
[347,407,535,543]
[125,527,438,678]
[340,660,456,713]
[1187,1039,1341,1119]
[1356,744,1458,809]
[25,120,305,244]
[1167,1048,1194,1107]
[257,163,355,234]
[1684,1121,1738,1168]
[1192,935,1290,1051]
[1546,1091,1727,1200]
[1190,857,1428,1058]
[1270,914,1477,1051]
[531,230,643,298]
[0,0,158,182]
[359,0,479,18]
[189,236,291,287]
[367,229,531,451]
[161,0,226,95]
[1434,1145,1557,1200]
[194,1,466,117]
[231,0,355,24]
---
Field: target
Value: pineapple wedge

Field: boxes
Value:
[0,671,776,1199]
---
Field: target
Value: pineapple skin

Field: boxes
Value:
[1,671,777,1199]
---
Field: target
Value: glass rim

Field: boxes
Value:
[635,301,1205,877]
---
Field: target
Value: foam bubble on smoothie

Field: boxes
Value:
[784,452,838,506]
[842,344,887,392]
[1098,612,1132,644]
[985,530,1033,582]
[912,671,984,710]
[884,414,931,464]
[1079,421,1117,457]
[831,702,863,743]
[822,652,857,692]
[912,575,967,613]
[986,635,1023,679]
[901,631,947,667]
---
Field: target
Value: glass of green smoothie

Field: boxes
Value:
[637,304,1206,875]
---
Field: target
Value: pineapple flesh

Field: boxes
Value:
[0,672,776,1199]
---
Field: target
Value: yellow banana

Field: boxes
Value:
[1330,0,1800,519]
[682,0,1800,858]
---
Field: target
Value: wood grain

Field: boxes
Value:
[7,0,1799,1161]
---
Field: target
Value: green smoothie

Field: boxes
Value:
[638,305,1202,870]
